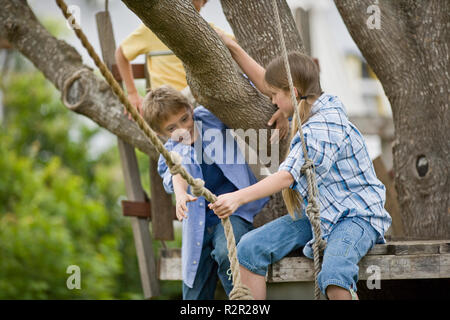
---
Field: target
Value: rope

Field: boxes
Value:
[55,0,252,300]
[271,0,326,300]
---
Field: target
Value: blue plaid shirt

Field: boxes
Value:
[278,93,391,258]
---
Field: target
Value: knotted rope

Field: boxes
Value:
[271,0,326,300]
[55,0,252,300]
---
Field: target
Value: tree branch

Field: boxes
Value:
[0,0,159,157]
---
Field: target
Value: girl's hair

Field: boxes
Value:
[265,51,322,218]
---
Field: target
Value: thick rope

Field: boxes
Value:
[55,0,252,300]
[271,0,326,300]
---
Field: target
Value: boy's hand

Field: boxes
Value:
[209,192,242,219]
[268,109,289,143]
[175,193,198,221]
[125,92,143,120]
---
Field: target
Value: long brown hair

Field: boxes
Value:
[265,51,322,218]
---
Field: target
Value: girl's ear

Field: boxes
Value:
[293,87,299,98]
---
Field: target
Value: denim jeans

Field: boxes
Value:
[237,214,378,296]
[182,215,253,300]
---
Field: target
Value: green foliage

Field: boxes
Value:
[0,71,181,299]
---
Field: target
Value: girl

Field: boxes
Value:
[210,35,392,300]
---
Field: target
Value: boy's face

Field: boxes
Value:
[158,107,197,145]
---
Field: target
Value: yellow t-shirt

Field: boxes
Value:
[120,23,234,91]
[120,24,187,90]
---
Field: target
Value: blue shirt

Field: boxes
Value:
[278,93,392,259]
[158,106,269,288]
[196,145,238,227]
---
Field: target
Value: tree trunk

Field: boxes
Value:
[221,0,304,67]
[335,0,449,239]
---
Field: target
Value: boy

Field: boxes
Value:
[142,85,269,299]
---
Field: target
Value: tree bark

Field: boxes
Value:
[221,0,304,68]
[335,0,449,239]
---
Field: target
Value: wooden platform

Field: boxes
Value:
[158,240,450,282]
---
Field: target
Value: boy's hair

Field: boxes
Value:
[265,52,322,218]
[142,85,191,132]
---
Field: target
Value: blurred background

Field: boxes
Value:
[0,0,393,299]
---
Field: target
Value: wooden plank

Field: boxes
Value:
[149,156,176,240]
[440,242,450,254]
[111,63,146,81]
[270,253,450,282]
[440,254,450,277]
[96,11,159,299]
[269,257,316,282]
[367,240,449,256]
[359,254,449,280]
[366,244,390,255]
[392,242,441,255]
[121,199,151,218]
[159,242,450,282]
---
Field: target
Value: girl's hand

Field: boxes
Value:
[175,193,198,221]
[208,192,242,219]
[213,26,235,48]
[268,109,289,143]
